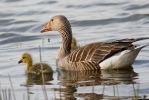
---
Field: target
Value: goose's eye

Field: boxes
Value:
[51,19,53,21]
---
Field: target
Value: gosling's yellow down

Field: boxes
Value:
[18,53,53,74]
[71,37,80,51]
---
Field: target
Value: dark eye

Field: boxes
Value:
[51,19,53,21]
[22,57,25,59]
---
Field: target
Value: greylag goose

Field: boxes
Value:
[18,53,53,74]
[40,15,149,70]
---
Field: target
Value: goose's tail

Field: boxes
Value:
[135,37,149,42]
[114,37,149,43]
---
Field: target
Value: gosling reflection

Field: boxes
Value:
[21,73,53,87]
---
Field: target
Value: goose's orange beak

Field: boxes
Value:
[40,23,52,33]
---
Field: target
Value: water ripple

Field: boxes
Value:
[125,4,149,10]
[72,13,149,27]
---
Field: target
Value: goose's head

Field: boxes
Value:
[40,15,71,33]
[18,53,32,64]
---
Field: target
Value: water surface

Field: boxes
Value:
[0,0,149,99]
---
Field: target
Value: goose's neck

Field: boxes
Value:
[26,59,32,71]
[56,28,72,60]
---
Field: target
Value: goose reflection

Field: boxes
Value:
[57,67,138,86]
[54,67,138,100]
[101,66,138,85]
[53,70,101,100]
[53,86,77,100]
[57,69,101,86]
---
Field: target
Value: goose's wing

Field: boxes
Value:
[67,42,132,63]
[67,37,149,63]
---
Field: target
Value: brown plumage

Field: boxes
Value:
[40,15,149,70]
[18,53,53,74]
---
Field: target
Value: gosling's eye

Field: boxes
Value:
[22,57,25,59]
[51,19,53,21]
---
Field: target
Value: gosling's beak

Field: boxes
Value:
[40,23,52,33]
[18,60,23,64]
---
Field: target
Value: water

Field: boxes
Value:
[0,0,149,99]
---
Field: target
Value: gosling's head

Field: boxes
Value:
[18,53,32,64]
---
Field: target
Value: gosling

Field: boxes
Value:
[18,53,53,74]
[71,37,80,51]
